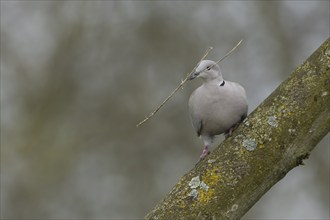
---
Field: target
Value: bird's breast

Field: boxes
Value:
[189,83,247,135]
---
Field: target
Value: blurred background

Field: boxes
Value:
[1,1,329,219]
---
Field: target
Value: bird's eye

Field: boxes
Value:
[206,66,211,71]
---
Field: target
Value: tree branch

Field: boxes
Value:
[145,38,330,220]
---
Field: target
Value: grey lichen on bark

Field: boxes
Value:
[145,38,330,220]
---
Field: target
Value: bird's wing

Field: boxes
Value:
[189,89,203,136]
[192,115,203,136]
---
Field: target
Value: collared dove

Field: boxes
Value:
[188,60,248,160]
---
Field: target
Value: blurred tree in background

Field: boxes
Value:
[1,1,329,219]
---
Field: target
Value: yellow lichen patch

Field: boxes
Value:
[197,167,223,204]
[198,187,214,204]
[204,167,221,186]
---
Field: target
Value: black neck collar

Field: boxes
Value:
[219,80,225,86]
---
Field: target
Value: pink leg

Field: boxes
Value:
[199,145,210,160]
[228,127,235,136]
[225,116,246,139]
[225,123,240,138]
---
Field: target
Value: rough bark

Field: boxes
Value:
[145,38,330,220]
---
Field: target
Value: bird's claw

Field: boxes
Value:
[199,145,210,160]
[225,122,241,138]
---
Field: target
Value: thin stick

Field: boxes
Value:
[215,39,242,65]
[136,47,213,127]
[204,40,243,72]
[136,40,243,127]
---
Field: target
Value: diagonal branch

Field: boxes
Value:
[145,38,330,220]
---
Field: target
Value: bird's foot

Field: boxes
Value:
[199,145,210,160]
[225,123,241,138]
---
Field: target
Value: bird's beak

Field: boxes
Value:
[189,70,200,80]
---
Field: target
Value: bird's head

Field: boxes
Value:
[189,60,223,82]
